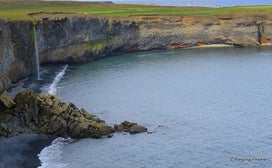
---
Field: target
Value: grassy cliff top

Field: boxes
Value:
[0,1,272,20]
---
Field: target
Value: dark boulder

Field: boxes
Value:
[129,125,148,134]
[114,120,147,134]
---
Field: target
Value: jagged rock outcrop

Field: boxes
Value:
[0,90,114,138]
[0,90,148,138]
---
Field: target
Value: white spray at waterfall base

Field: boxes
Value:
[48,64,68,95]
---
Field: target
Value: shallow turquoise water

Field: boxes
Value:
[40,48,272,168]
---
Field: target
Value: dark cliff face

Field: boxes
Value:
[0,14,271,92]
[36,16,109,53]
[37,14,272,64]
[36,16,108,63]
[0,20,35,93]
[37,15,140,63]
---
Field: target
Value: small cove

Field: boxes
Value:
[38,47,272,168]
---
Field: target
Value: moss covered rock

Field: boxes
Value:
[114,120,147,134]
[0,90,148,138]
[0,91,15,109]
[1,90,114,138]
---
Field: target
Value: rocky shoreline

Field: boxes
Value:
[0,13,272,139]
[0,90,147,139]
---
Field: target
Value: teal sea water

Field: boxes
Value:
[39,48,272,168]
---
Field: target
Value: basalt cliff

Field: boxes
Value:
[0,13,272,93]
[0,13,272,138]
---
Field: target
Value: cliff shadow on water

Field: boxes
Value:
[0,134,55,168]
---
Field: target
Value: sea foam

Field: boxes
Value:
[48,64,68,95]
[38,137,74,168]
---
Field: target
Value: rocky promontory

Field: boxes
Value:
[0,90,147,138]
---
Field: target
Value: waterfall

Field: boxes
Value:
[33,27,41,80]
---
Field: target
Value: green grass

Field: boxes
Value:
[0,1,272,20]
[68,37,113,54]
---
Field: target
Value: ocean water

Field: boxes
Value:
[39,48,272,168]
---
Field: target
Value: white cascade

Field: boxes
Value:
[33,27,41,80]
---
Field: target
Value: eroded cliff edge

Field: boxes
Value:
[0,13,272,93]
